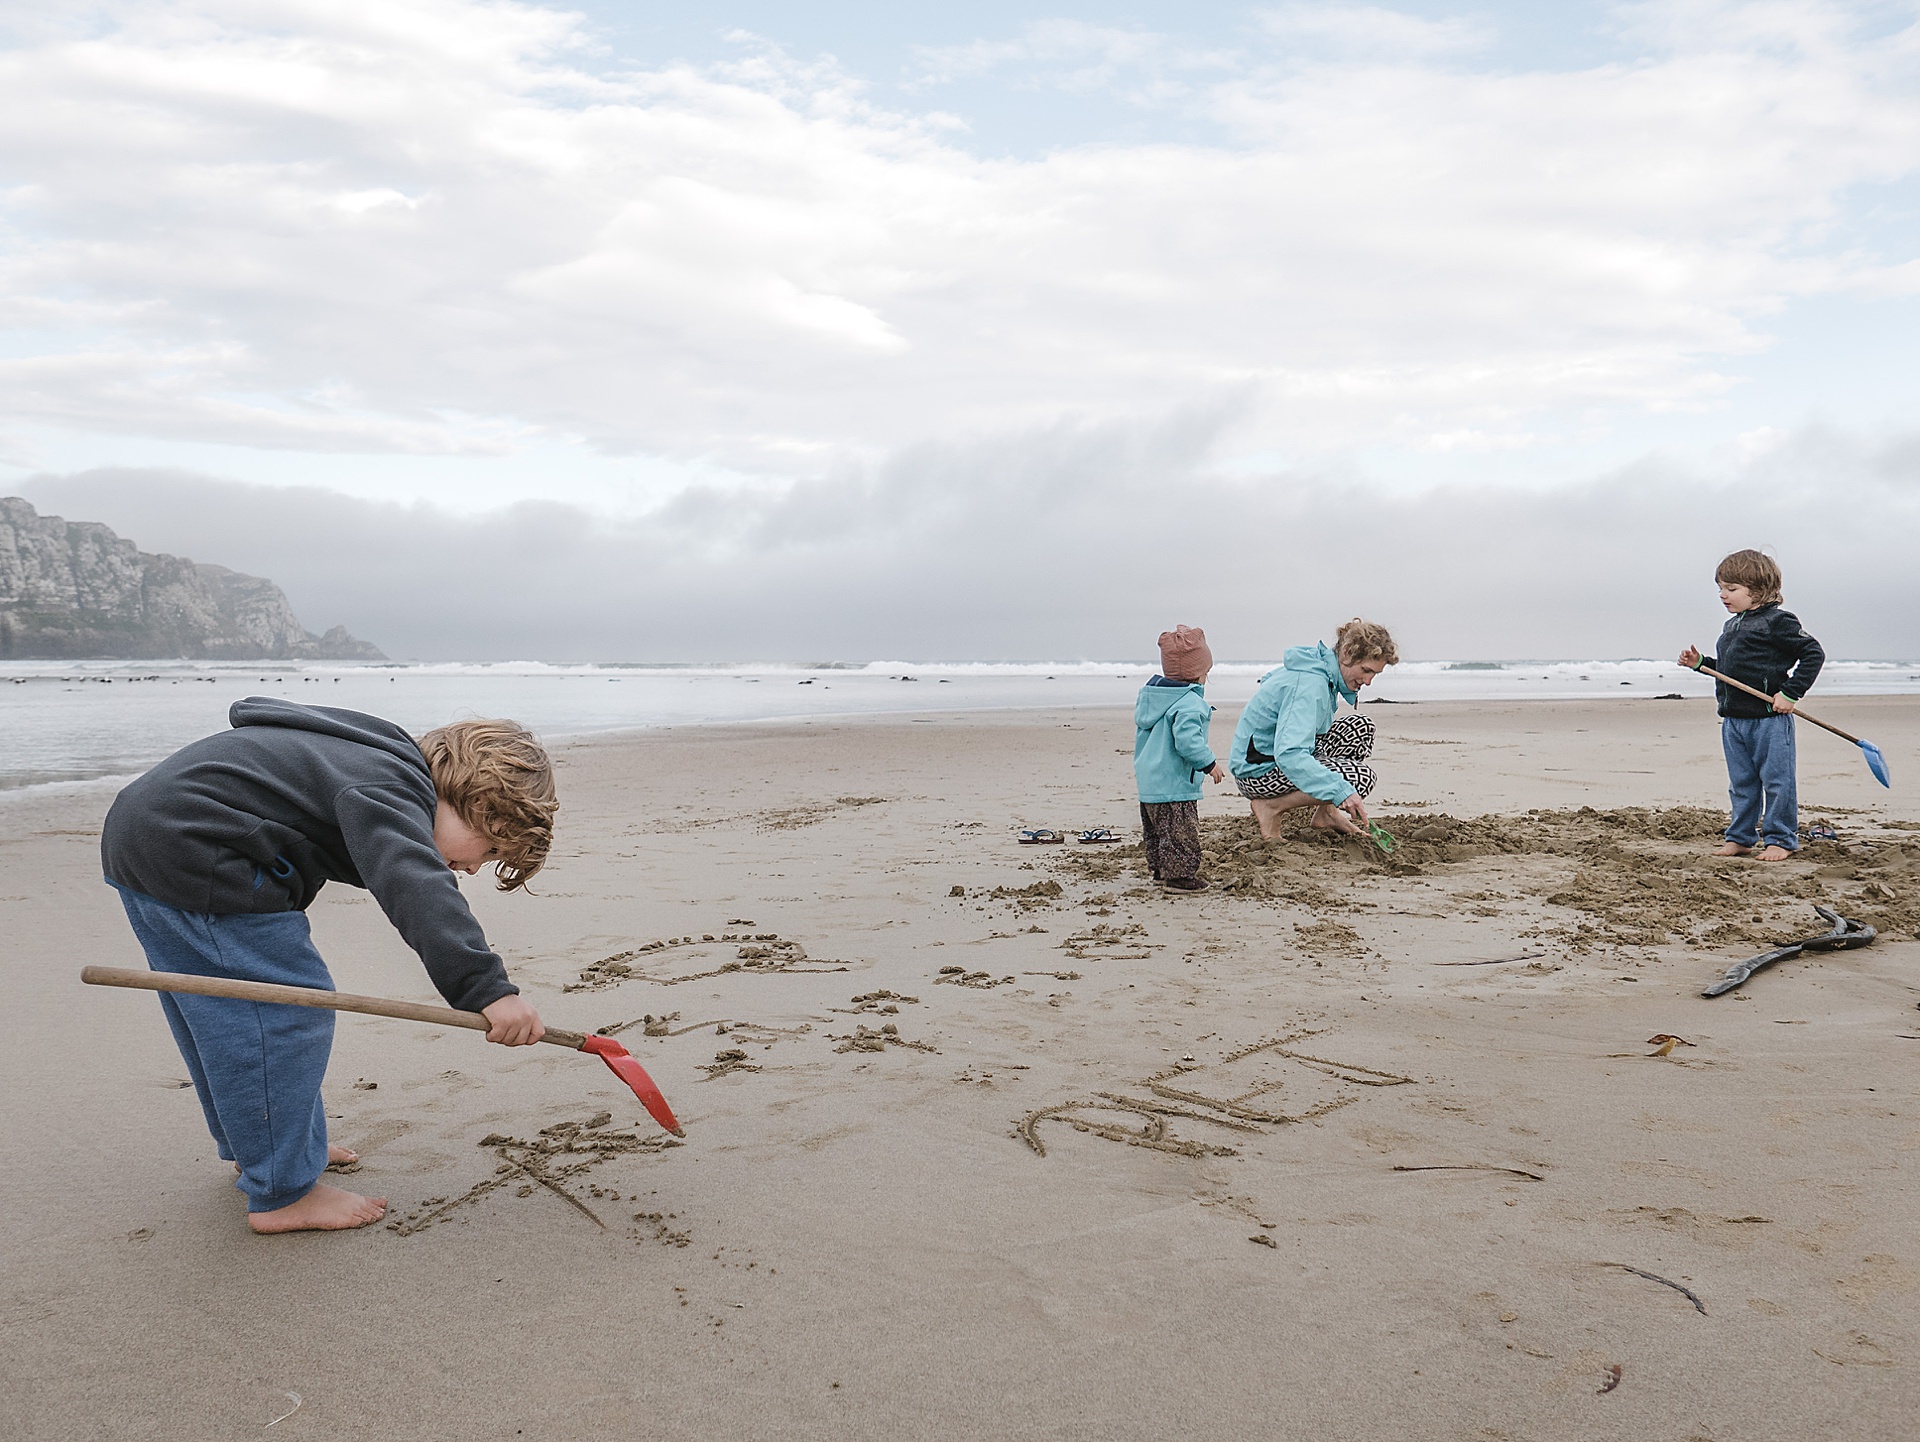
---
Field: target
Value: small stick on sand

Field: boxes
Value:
[1433,954,1546,967]
[1392,1163,1544,1181]
[1606,1263,1707,1315]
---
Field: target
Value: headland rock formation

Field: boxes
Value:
[0,496,384,661]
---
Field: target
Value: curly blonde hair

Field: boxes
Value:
[417,719,557,891]
[1334,618,1399,666]
[1715,549,1782,605]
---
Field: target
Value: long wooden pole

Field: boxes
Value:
[79,966,590,1050]
[1692,663,1866,746]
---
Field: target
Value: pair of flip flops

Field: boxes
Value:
[1019,828,1121,845]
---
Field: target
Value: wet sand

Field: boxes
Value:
[3,696,1918,1441]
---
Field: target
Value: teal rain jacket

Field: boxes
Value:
[1227,643,1359,804]
[1133,679,1217,803]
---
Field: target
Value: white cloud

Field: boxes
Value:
[0,0,1915,488]
[1255,5,1493,57]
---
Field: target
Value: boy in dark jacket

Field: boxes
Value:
[100,699,558,1232]
[1679,550,1824,860]
[1134,625,1226,892]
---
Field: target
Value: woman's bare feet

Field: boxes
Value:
[1309,802,1362,835]
[1757,844,1795,861]
[1249,798,1291,839]
[248,1183,387,1234]
[1713,842,1753,857]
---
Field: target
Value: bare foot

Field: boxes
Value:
[1757,845,1795,861]
[248,1183,387,1234]
[1309,803,1362,835]
[1712,842,1753,857]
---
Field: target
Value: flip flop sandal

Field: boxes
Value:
[1019,829,1066,844]
[1807,822,1839,843]
[1077,828,1120,844]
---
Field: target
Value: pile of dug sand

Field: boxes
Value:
[1069,805,1920,953]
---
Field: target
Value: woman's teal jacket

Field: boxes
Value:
[1133,679,1216,803]
[1226,643,1358,804]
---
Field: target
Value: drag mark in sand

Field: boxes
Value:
[832,1024,938,1054]
[1017,1099,1243,1159]
[1224,1034,1417,1089]
[757,795,888,831]
[598,1010,725,1037]
[935,966,1015,988]
[699,1049,762,1080]
[388,1116,682,1237]
[1019,1029,1414,1158]
[1392,1163,1544,1181]
[831,990,920,1015]
[1060,923,1154,962]
[568,931,849,991]
[598,1015,813,1060]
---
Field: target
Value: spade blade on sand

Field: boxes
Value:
[80,966,684,1136]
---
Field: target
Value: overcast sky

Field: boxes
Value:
[4,1,1917,660]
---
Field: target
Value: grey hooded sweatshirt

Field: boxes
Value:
[101,697,517,1013]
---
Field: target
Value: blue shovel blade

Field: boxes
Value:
[1860,739,1892,789]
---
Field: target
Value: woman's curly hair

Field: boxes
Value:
[417,719,557,891]
[1334,618,1399,666]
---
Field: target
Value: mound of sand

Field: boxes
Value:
[1068,806,1920,953]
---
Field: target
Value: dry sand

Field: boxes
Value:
[3,695,1918,1441]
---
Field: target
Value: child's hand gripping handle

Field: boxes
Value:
[1689,661,1864,745]
[78,966,587,1043]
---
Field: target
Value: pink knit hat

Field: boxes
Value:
[1157,625,1213,682]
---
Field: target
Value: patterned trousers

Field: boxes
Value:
[1140,800,1203,883]
[1235,712,1377,801]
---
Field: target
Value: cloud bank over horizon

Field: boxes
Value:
[17,416,1919,662]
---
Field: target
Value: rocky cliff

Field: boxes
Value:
[0,497,385,661]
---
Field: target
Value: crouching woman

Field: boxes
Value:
[1229,619,1398,840]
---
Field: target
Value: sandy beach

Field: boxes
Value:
[4,695,1918,1442]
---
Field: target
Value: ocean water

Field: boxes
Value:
[3,656,1916,793]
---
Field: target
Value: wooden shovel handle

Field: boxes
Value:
[1692,663,1861,746]
[80,966,588,1050]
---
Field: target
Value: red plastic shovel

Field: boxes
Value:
[80,966,684,1136]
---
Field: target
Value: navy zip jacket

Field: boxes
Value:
[1701,603,1825,720]
[101,698,517,1013]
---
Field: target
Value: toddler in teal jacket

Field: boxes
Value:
[1134,625,1225,891]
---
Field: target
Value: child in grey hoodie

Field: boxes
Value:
[1134,625,1225,892]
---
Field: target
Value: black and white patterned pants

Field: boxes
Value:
[1235,713,1376,801]
[1139,801,1203,884]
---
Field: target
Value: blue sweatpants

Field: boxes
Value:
[111,884,336,1212]
[1722,713,1798,852]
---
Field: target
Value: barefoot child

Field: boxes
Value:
[1230,619,1396,840]
[1679,549,1824,861]
[1135,625,1226,893]
[100,699,557,1232]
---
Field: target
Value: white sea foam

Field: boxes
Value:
[2,656,1913,792]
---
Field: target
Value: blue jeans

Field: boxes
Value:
[111,884,336,1212]
[1722,714,1798,851]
